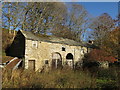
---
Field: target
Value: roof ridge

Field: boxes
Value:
[19,30,83,46]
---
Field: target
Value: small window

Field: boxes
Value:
[62,47,65,51]
[45,60,49,64]
[33,43,36,47]
[32,41,37,48]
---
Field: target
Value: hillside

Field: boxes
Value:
[2,28,17,63]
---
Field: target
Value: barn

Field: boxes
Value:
[6,30,90,71]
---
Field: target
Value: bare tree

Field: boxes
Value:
[23,2,67,34]
[89,13,115,45]
[2,2,26,34]
[51,24,76,40]
[65,4,89,42]
[51,4,90,42]
[2,2,89,42]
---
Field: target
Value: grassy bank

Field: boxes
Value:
[2,69,96,88]
[2,67,120,88]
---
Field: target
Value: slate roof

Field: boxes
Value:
[20,30,85,46]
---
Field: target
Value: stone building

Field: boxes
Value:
[6,30,90,71]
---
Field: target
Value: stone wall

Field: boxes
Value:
[24,39,88,71]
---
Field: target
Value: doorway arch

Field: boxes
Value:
[66,53,73,59]
[52,52,62,69]
[66,53,74,68]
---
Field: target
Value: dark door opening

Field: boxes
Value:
[66,53,74,68]
[52,53,62,69]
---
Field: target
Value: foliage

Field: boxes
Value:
[96,67,120,88]
[2,28,16,50]
[2,28,16,63]
[89,13,115,45]
[101,27,120,58]
[84,49,117,62]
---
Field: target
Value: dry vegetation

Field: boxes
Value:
[2,28,16,63]
[2,67,120,89]
[2,69,96,88]
[2,28,16,50]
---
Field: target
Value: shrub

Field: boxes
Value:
[96,67,120,88]
[83,49,117,62]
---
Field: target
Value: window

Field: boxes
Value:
[32,41,38,48]
[45,60,49,64]
[62,47,65,51]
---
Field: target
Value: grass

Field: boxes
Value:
[2,67,120,88]
[95,67,120,89]
[96,78,117,88]
[2,69,97,88]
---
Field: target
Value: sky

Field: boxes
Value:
[2,1,119,41]
[79,2,118,19]
[60,0,119,2]
[64,2,119,41]
[65,2,118,19]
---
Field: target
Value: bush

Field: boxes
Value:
[95,67,120,88]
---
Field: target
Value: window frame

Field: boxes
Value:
[32,40,38,48]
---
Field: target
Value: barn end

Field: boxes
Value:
[5,30,25,58]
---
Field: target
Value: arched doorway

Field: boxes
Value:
[52,52,62,69]
[66,53,74,68]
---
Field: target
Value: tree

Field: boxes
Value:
[66,4,89,42]
[51,4,90,42]
[101,27,120,59]
[2,2,90,42]
[2,2,67,35]
[23,2,67,34]
[90,13,115,45]
[51,24,76,40]
[2,2,26,33]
